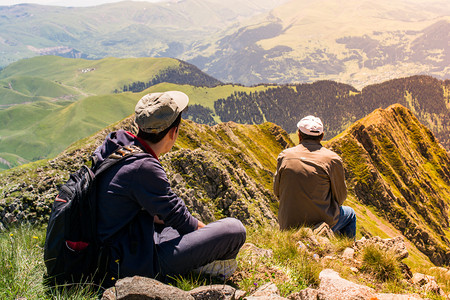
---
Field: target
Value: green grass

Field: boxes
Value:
[0,225,106,299]
[1,223,447,299]
[0,56,181,95]
[0,76,82,106]
[360,244,402,282]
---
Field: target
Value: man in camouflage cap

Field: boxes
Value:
[93,91,246,284]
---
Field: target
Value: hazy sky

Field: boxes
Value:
[0,0,162,6]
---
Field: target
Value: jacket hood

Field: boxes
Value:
[93,130,139,167]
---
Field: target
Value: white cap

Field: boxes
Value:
[297,115,323,136]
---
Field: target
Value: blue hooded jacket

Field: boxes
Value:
[93,130,198,278]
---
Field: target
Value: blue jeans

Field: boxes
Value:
[332,206,356,239]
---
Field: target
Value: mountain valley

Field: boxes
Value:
[0,0,449,87]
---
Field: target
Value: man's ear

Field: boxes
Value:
[169,126,178,140]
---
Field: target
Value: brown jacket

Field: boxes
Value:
[273,140,347,230]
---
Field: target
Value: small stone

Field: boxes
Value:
[189,284,235,300]
[342,247,355,260]
[287,288,326,300]
[113,276,193,299]
[313,222,334,239]
[250,282,279,297]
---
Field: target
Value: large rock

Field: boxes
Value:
[354,236,409,260]
[318,269,376,299]
[290,269,425,300]
[102,276,193,300]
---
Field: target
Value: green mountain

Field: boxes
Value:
[327,104,450,266]
[1,103,449,270]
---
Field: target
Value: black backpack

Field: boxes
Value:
[44,145,144,288]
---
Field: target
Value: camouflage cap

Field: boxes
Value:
[135,91,189,134]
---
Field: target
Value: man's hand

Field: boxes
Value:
[197,220,206,230]
[154,215,164,225]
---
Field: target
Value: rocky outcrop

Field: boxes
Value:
[162,148,277,225]
[354,236,409,260]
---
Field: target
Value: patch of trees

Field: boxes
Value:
[117,60,222,93]
[215,81,359,139]
[183,104,216,126]
[214,75,450,149]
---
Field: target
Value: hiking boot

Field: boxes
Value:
[194,259,237,279]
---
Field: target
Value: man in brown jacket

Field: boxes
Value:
[273,115,356,238]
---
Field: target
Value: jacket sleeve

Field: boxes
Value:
[273,151,285,199]
[330,157,347,206]
[131,158,198,234]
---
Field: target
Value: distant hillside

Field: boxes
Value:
[328,104,450,266]
[187,0,450,87]
[213,75,450,150]
[1,0,449,88]
[0,0,285,67]
[0,56,221,98]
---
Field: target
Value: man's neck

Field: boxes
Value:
[300,139,322,145]
[144,140,165,158]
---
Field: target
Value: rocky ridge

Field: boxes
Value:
[328,104,450,265]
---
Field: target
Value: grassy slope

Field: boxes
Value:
[0,76,82,106]
[0,56,181,95]
[0,92,138,162]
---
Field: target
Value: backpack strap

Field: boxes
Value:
[94,145,145,176]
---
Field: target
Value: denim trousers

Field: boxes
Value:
[153,217,246,279]
[331,206,357,239]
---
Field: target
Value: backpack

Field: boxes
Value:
[44,144,144,288]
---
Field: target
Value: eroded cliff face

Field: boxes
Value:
[328,104,450,265]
